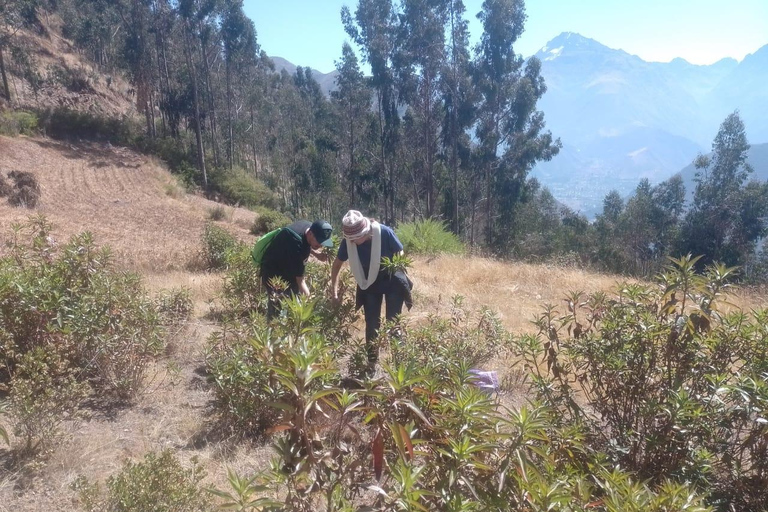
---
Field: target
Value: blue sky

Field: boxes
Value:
[243,0,768,73]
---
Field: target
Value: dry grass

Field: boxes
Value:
[0,136,255,272]
[410,254,633,334]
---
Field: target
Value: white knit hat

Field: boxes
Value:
[341,210,371,241]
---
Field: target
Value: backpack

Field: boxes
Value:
[251,228,283,267]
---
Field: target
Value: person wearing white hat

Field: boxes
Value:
[330,210,412,375]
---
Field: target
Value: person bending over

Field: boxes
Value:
[261,219,333,319]
[330,210,412,374]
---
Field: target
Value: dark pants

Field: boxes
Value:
[360,278,405,368]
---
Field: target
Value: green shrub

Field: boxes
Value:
[38,108,142,145]
[8,346,89,454]
[208,291,711,511]
[250,206,291,235]
[74,450,210,512]
[0,217,165,405]
[396,219,464,256]
[212,166,278,210]
[219,245,263,316]
[0,110,39,136]
[200,223,241,271]
[515,255,768,510]
[154,288,193,326]
[46,64,94,93]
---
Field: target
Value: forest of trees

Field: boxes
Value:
[1,0,767,280]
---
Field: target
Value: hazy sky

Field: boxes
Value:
[243,0,768,73]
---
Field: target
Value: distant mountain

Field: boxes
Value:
[675,142,768,203]
[530,32,768,218]
[269,56,339,97]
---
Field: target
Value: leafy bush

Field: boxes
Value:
[0,110,39,136]
[46,64,94,93]
[74,450,210,512]
[0,217,165,409]
[200,223,241,271]
[8,346,89,454]
[250,206,291,235]
[515,255,768,510]
[37,108,142,145]
[0,401,8,446]
[212,166,278,210]
[208,291,711,511]
[154,288,193,326]
[219,244,263,316]
[396,219,464,256]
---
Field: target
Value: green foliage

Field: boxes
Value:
[207,468,280,511]
[219,245,263,316]
[153,288,193,326]
[396,219,464,256]
[0,218,165,393]
[679,112,768,268]
[74,450,210,512]
[380,253,413,277]
[250,206,291,235]
[0,110,39,136]
[211,167,278,210]
[515,255,768,510]
[209,288,712,511]
[8,346,90,454]
[46,64,95,93]
[208,262,357,436]
[200,223,241,271]
[0,217,166,452]
[38,107,143,145]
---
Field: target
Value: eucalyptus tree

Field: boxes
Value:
[0,0,36,101]
[473,0,559,251]
[680,112,768,267]
[177,0,209,185]
[221,0,258,168]
[397,0,449,218]
[332,42,374,207]
[342,0,401,223]
[440,0,474,233]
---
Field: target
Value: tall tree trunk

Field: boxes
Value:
[451,108,458,232]
[449,5,460,234]
[183,22,207,187]
[250,107,258,176]
[349,121,356,205]
[0,44,10,102]
[485,164,492,247]
[225,61,233,169]
[424,73,435,218]
[199,24,220,167]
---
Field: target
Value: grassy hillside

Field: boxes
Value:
[1,134,765,511]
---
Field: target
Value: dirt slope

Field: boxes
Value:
[0,135,255,271]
